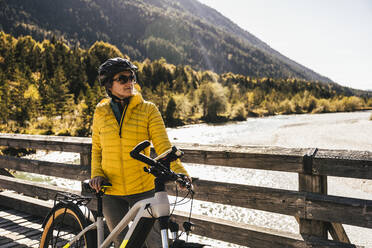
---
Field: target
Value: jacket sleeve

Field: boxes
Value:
[91,107,105,179]
[148,103,189,176]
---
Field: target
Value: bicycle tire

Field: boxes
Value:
[39,202,95,248]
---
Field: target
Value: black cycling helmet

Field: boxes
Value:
[98,57,138,86]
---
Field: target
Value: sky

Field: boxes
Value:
[198,0,372,91]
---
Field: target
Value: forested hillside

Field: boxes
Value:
[1,0,333,83]
[0,32,371,136]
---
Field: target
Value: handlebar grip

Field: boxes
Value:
[131,140,151,154]
[130,140,157,167]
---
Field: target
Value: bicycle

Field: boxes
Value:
[39,140,207,248]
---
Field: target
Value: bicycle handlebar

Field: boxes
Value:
[130,140,158,168]
[130,140,191,189]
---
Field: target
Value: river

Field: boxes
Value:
[165,111,372,247]
[21,111,372,247]
[167,110,372,151]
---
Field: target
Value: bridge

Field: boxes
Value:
[0,133,371,247]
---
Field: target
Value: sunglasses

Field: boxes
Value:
[113,74,136,84]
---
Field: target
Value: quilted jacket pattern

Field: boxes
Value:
[91,93,188,195]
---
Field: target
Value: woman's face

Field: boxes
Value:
[110,71,135,99]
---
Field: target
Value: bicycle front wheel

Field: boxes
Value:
[39,203,95,248]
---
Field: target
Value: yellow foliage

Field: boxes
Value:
[230,102,247,120]
[7,80,20,87]
[24,84,40,100]
[313,99,331,113]
[367,98,372,107]
[278,99,292,114]
[88,41,125,59]
[172,94,192,120]
[31,72,41,82]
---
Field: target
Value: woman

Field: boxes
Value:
[89,57,191,247]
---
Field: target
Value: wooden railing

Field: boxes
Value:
[0,133,371,247]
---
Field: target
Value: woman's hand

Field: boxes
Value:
[177,175,193,191]
[89,176,105,193]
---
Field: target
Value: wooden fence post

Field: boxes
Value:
[80,152,91,168]
[298,148,328,239]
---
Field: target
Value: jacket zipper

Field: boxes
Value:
[118,103,128,195]
[119,104,128,138]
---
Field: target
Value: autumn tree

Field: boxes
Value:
[197,81,228,122]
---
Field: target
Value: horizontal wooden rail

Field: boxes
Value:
[183,180,372,228]
[177,143,306,173]
[1,133,371,179]
[1,175,371,229]
[0,156,89,181]
[0,133,91,153]
[0,175,80,200]
[313,149,372,179]
[172,211,359,248]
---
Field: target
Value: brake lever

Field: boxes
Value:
[176,175,194,194]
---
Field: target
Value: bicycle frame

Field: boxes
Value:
[102,190,170,248]
[65,184,172,248]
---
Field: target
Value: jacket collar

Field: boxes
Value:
[107,92,143,110]
[127,92,143,110]
[105,92,143,127]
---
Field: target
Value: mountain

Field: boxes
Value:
[0,0,337,83]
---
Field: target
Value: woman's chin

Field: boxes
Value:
[118,92,133,99]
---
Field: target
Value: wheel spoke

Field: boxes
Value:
[40,205,91,248]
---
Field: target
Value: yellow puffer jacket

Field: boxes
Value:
[91,92,189,195]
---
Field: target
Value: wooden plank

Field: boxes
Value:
[295,218,351,243]
[327,223,351,243]
[0,191,53,219]
[300,149,352,242]
[313,150,372,179]
[171,179,372,228]
[305,192,372,229]
[84,177,372,230]
[0,214,17,223]
[298,173,328,239]
[167,179,307,217]
[80,152,91,167]
[87,179,307,218]
[0,222,41,239]
[0,133,91,153]
[0,209,18,218]
[0,214,28,225]
[0,175,79,201]
[298,148,329,240]
[0,156,90,180]
[0,168,13,177]
[1,133,371,178]
[173,142,306,172]
[0,216,36,229]
[171,210,360,248]
[0,228,42,247]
